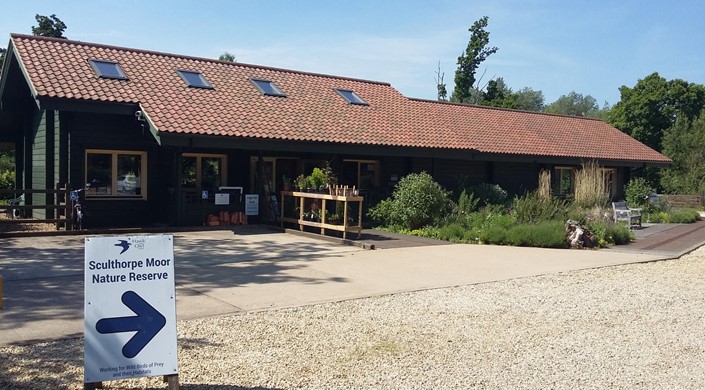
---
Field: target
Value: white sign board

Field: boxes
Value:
[245,194,259,216]
[84,235,178,383]
[215,193,230,205]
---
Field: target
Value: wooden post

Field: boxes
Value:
[342,197,349,239]
[280,192,285,227]
[84,382,103,389]
[358,197,363,238]
[299,195,304,231]
[321,198,327,236]
[164,374,180,389]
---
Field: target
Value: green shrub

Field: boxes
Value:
[0,170,14,197]
[468,183,508,206]
[368,198,395,226]
[625,177,652,208]
[478,224,508,245]
[367,172,451,230]
[668,208,701,223]
[457,190,480,215]
[512,191,568,224]
[437,223,466,242]
[588,220,633,247]
[504,221,567,248]
[606,223,633,245]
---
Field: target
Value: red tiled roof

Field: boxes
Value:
[7,34,671,164]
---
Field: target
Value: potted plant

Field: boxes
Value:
[309,168,328,193]
[294,174,308,192]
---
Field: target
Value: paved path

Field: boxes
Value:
[0,225,684,347]
[606,219,705,257]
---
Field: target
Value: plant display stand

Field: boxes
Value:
[280,191,364,239]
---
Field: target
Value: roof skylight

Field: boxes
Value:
[250,79,286,97]
[177,70,213,89]
[335,89,367,105]
[89,59,127,80]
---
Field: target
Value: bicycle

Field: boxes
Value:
[71,188,86,230]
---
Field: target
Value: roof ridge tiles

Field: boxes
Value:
[9,33,391,86]
[409,97,608,122]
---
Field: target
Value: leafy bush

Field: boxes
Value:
[504,221,567,248]
[437,223,466,242]
[588,220,633,247]
[457,190,480,215]
[368,198,396,226]
[0,170,14,193]
[643,208,700,224]
[625,177,652,208]
[668,208,701,223]
[367,172,451,230]
[468,183,508,206]
[478,224,508,244]
[512,191,568,224]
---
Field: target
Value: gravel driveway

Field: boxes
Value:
[2,246,705,389]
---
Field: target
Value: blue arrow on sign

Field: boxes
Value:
[96,290,167,358]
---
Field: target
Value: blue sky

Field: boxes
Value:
[2,1,703,106]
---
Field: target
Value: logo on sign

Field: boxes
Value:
[115,240,132,254]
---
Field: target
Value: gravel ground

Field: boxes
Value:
[3,247,705,389]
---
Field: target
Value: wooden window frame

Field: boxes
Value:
[554,166,575,196]
[343,159,380,189]
[182,153,228,189]
[85,149,147,200]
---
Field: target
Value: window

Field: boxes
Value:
[89,59,128,80]
[342,160,380,189]
[85,150,146,198]
[181,153,227,193]
[553,167,574,197]
[177,70,213,89]
[250,79,286,97]
[335,89,367,105]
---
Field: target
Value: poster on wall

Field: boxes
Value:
[245,194,259,216]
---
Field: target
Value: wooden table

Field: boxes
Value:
[280,191,364,239]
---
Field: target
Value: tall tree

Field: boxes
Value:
[451,16,498,104]
[608,72,705,151]
[32,14,67,38]
[0,48,5,72]
[218,52,236,62]
[513,87,545,112]
[544,91,602,117]
[480,77,517,108]
[660,113,705,194]
[435,61,447,101]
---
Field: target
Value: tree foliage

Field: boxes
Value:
[435,61,447,101]
[475,78,544,112]
[0,48,5,72]
[660,113,705,194]
[31,14,67,38]
[608,72,705,152]
[451,16,498,104]
[0,149,15,191]
[544,91,607,118]
[218,52,236,62]
[513,87,545,112]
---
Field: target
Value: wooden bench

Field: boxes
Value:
[612,201,642,228]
